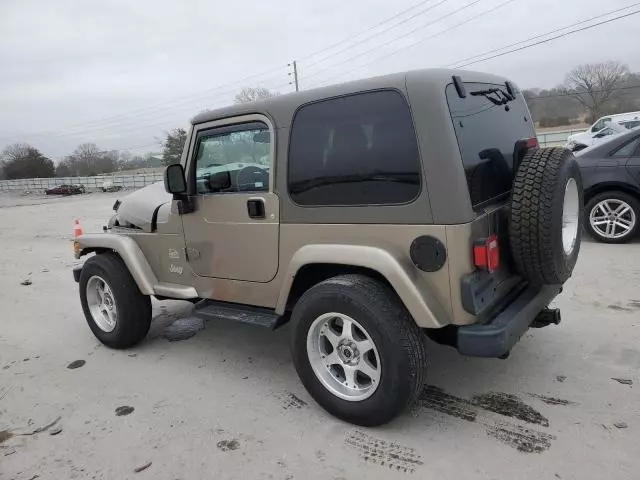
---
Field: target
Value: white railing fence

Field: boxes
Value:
[536,128,585,147]
[0,172,165,192]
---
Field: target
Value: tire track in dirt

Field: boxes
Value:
[274,391,308,410]
[418,386,556,453]
[344,431,424,474]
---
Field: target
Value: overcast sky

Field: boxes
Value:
[1,0,638,160]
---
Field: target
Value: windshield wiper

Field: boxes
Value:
[470,88,514,105]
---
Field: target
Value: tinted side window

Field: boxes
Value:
[623,120,640,130]
[194,122,271,194]
[611,136,640,157]
[288,90,421,206]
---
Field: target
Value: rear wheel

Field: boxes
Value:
[584,191,639,243]
[79,253,151,348]
[290,274,427,426]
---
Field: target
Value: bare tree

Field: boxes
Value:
[234,87,279,104]
[564,61,630,122]
[56,143,116,176]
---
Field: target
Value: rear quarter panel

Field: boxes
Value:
[276,224,454,328]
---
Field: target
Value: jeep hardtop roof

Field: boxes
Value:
[191,68,514,127]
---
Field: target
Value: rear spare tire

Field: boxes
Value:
[510,147,583,285]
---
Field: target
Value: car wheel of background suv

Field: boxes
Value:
[584,191,640,244]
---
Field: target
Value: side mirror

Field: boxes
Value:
[207,170,232,192]
[165,164,187,194]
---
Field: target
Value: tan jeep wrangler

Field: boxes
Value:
[73,69,583,426]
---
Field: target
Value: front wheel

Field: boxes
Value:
[290,274,427,426]
[584,191,640,243]
[79,253,151,348]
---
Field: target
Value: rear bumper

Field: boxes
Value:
[456,284,561,358]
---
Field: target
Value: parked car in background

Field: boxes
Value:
[576,127,640,243]
[45,184,85,196]
[566,119,640,152]
[101,180,123,192]
[566,112,640,150]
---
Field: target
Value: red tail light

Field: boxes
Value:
[526,137,538,148]
[473,235,500,273]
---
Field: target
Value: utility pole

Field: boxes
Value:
[288,60,299,92]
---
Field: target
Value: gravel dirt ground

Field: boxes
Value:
[1,191,639,480]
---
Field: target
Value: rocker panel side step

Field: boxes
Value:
[193,300,284,329]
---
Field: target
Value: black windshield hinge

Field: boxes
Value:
[453,75,466,98]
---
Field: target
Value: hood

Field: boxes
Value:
[567,130,589,144]
[113,181,172,232]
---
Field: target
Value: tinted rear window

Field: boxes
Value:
[446,82,535,208]
[288,90,421,206]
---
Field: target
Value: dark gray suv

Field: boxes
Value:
[577,127,640,243]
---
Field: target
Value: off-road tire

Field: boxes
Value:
[584,191,640,244]
[290,274,427,426]
[510,147,583,285]
[79,253,151,349]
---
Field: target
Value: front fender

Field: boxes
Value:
[76,233,157,295]
[276,244,450,328]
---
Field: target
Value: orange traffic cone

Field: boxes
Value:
[73,219,83,237]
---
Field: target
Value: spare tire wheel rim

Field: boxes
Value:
[86,275,118,332]
[306,313,381,402]
[589,199,636,240]
[562,178,580,255]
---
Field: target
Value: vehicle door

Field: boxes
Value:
[624,135,640,186]
[181,115,279,283]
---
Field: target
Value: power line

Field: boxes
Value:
[303,0,486,84]
[5,2,640,151]
[312,0,518,88]
[4,1,454,143]
[453,8,640,68]
[301,0,451,70]
[445,3,640,68]
[0,0,516,143]
[296,0,443,62]
[58,0,452,137]
[312,3,640,88]
[0,66,289,142]
[3,78,290,143]
[116,142,163,152]
[32,81,292,142]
